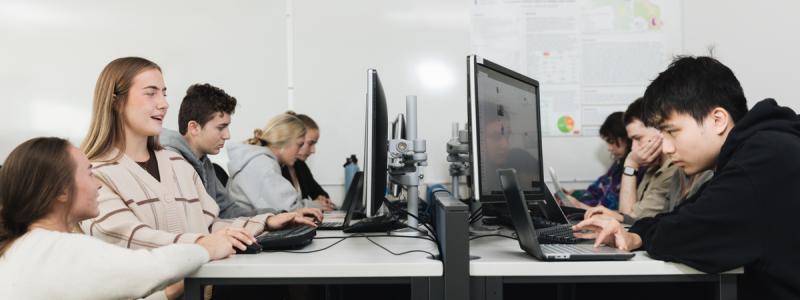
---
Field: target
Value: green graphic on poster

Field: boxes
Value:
[557,115,575,133]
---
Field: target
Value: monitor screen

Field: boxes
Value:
[468,55,545,204]
[363,69,389,217]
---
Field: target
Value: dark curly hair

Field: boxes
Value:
[178,83,237,135]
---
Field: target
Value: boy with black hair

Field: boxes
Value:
[574,56,800,299]
[161,83,321,220]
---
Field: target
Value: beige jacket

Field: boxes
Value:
[80,149,271,249]
[628,158,680,220]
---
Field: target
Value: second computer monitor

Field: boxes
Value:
[467,55,545,205]
[364,69,389,217]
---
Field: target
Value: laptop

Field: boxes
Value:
[547,167,570,202]
[318,172,363,230]
[498,168,634,261]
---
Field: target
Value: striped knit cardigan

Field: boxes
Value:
[79,149,272,249]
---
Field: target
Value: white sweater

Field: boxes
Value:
[0,229,209,300]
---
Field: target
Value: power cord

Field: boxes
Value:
[365,236,437,258]
[469,233,517,241]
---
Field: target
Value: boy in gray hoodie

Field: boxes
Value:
[161,83,321,220]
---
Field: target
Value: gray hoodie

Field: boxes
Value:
[227,142,312,212]
[160,129,278,218]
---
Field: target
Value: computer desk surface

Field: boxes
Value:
[470,235,743,300]
[188,230,442,279]
[470,235,743,276]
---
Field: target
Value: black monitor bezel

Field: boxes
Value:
[467,55,546,204]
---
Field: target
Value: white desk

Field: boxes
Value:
[185,230,443,300]
[470,235,743,300]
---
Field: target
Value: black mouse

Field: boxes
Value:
[235,242,262,254]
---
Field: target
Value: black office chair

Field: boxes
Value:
[213,163,229,187]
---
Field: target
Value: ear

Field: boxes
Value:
[187,121,202,136]
[55,190,70,204]
[708,107,731,136]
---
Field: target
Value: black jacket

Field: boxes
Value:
[629,99,800,299]
[281,160,329,200]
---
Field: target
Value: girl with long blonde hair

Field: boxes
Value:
[79,57,315,298]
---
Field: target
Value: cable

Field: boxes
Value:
[468,206,484,224]
[365,236,437,258]
[264,237,348,254]
[383,198,439,244]
[314,234,435,243]
[469,234,517,241]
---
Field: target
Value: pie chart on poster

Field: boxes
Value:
[557,116,575,133]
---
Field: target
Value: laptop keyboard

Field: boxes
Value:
[536,224,585,244]
[320,221,343,227]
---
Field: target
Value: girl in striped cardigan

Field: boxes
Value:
[78,57,317,299]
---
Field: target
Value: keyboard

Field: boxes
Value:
[256,225,317,250]
[536,224,585,244]
[482,215,562,229]
[343,215,406,233]
[317,220,344,230]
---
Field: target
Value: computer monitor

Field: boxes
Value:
[467,55,545,208]
[363,69,389,217]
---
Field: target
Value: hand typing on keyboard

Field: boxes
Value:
[293,207,323,222]
[266,212,318,231]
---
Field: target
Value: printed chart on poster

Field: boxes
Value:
[471,0,682,136]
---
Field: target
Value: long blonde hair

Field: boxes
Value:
[246,112,306,149]
[81,57,163,162]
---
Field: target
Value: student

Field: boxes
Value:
[227,113,314,212]
[574,56,800,299]
[78,57,314,297]
[562,112,630,210]
[281,112,336,211]
[0,137,234,300]
[160,84,322,219]
[581,98,679,223]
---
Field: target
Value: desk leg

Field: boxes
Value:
[470,277,503,300]
[184,279,203,300]
[718,274,737,300]
[411,277,430,300]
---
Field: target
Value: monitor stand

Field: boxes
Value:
[468,200,501,235]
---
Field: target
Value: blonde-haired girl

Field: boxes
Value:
[227,112,318,211]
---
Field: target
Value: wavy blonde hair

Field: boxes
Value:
[81,57,163,162]
[247,112,306,149]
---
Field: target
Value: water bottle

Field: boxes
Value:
[343,154,359,192]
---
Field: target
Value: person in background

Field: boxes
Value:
[79,57,314,299]
[160,84,322,219]
[581,98,680,224]
[228,112,316,212]
[0,137,234,300]
[562,111,631,210]
[281,112,335,211]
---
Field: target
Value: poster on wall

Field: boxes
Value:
[471,0,683,136]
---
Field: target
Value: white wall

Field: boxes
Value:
[0,0,288,169]
[1,0,799,198]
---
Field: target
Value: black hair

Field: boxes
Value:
[623,97,644,126]
[641,56,748,127]
[178,83,237,135]
[599,111,630,154]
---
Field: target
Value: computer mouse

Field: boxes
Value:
[235,242,262,254]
